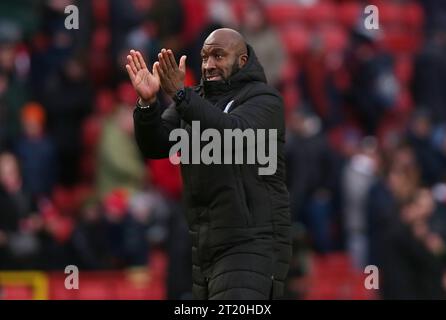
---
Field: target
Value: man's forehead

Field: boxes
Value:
[203,39,233,49]
[201,43,228,52]
[202,29,247,54]
[203,31,239,47]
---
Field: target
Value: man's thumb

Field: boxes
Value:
[179,55,187,72]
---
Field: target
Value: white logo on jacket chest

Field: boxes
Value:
[223,100,234,113]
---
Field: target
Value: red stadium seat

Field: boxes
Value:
[149,159,183,200]
[92,0,110,25]
[282,82,300,123]
[81,116,102,151]
[1,285,34,300]
[319,25,349,53]
[305,1,338,27]
[266,4,305,26]
[402,2,424,30]
[280,24,310,56]
[304,253,371,300]
[394,54,414,85]
[113,276,153,300]
[180,0,208,43]
[375,0,403,27]
[338,1,361,28]
[394,88,414,116]
[380,29,423,54]
[77,277,114,300]
[48,274,79,300]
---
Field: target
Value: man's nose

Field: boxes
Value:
[203,57,216,70]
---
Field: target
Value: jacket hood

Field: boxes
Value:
[201,44,267,98]
[229,44,267,84]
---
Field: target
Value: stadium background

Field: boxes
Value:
[0,0,446,300]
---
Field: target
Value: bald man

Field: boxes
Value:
[127,28,291,300]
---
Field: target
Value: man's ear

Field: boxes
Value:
[239,54,248,68]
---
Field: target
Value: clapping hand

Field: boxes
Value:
[154,49,187,97]
[125,50,160,105]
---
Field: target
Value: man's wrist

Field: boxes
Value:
[170,86,184,97]
[138,97,156,108]
[172,87,187,104]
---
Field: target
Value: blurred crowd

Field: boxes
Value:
[1,0,446,299]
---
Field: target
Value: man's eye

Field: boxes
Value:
[215,55,222,60]
[202,56,208,61]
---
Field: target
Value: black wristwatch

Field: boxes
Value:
[173,87,186,104]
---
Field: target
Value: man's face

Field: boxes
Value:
[200,44,241,82]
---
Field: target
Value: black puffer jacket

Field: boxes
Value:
[133,45,291,299]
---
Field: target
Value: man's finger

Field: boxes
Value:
[179,55,187,73]
[127,55,138,74]
[136,51,147,70]
[152,62,160,80]
[156,62,168,81]
[161,49,174,71]
[158,52,169,74]
[131,50,142,70]
[167,50,178,69]
[157,63,171,91]
[125,64,136,82]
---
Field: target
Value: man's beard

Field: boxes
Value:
[229,61,241,79]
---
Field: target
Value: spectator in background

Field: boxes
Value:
[299,31,345,129]
[110,0,150,62]
[0,71,10,150]
[367,144,420,267]
[432,124,446,179]
[148,0,184,52]
[406,110,444,186]
[0,152,41,269]
[129,188,191,297]
[379,188,446,299]
[341,136,379,270]
[0,35,30,146]
[286,108,337,252]
[31,0,84,99]
[80,89,117,183]
[165,200,192,299]
[240,0,286,88]
[70,199,113,270]
[0,152,23,268]
[111,0,183,68]
[111,0,163,86]
[14,102,57,201]
[412,30,446,124]
[96,83,146,198]
[0,152,33,225]
[420,0,446,36]
[42,56,93,186]
[102,189,149,268]
[346,27,400,134]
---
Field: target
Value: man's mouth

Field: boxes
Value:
[205,75,222,81]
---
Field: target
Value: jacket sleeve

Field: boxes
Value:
[133,100,181,159]
[175,87,284,132]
